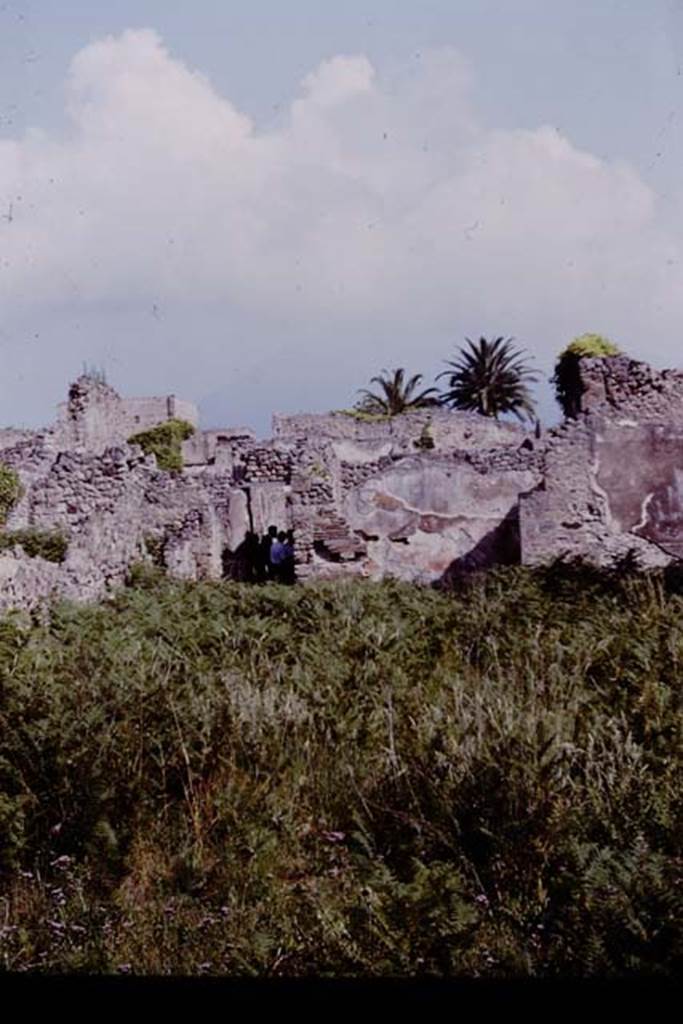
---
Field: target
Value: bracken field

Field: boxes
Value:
[0,562,681,976]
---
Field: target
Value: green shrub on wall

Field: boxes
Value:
[0,529,68,563]
[0,464,22,526]
[127,419,195,473]
[552,333,621,419]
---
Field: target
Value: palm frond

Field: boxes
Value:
[356,368,439,416]
[438,336,539,421]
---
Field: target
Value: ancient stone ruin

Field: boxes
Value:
[1,355,683,611]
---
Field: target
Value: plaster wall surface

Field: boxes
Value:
[592,421,683,559]
[519,357,683,568]
[343,456,540,582]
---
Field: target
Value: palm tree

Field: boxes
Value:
[437,336,539,421]
[356,368,440,416]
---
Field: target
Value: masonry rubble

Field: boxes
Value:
[1,357,682,611]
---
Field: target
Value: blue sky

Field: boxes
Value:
[2,1,683,432]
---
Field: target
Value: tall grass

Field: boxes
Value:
[0,564,681,976]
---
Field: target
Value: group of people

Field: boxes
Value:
[259,525,295,583]
[224,524,296,584]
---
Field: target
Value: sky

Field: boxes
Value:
[2,1,683,434]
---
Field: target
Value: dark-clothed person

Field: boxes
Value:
[259,525,278,581]
[269,530,288,582]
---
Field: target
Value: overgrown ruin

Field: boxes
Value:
[2,354,683,611]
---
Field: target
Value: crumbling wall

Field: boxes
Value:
[519,356,683,568]
[0,439,252,612]
[54,375,200,453]
[578,356,683,422]
[7,355,683,612]
[520,420,617,567]
[182,428,254,467]
[273,408,525,452]
[0,428,37,451]
[0,551,66,613]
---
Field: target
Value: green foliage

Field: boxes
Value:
[560,333,621,359]
[0,565,680,975]
[552,334,622,419]
[127,419,195,473]
[0,529,68,563]
[356,368,440,417]
[0,464,23,526]
[438,337,539,422]
[125,561,167,589]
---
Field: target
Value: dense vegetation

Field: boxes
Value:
[127,419,195,473]
[0,564,680,976]
[0,528,68,564]
[0,465,22,526]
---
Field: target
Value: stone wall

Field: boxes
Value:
[0,439,246,612]
[54,375,200,453]
[5,356,683,612]
[579,356,683,422]
[243,446,292,483]
[519,356,683,568]
[182,428,254,467]
[0,428,36,451]
[273,408,525,452]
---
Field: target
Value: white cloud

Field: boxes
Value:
[299,54,375,108]
[2,27,683,420]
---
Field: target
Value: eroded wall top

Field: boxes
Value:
[273,408,526,452]
[579,356,683,422]
[54,375,200,453]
